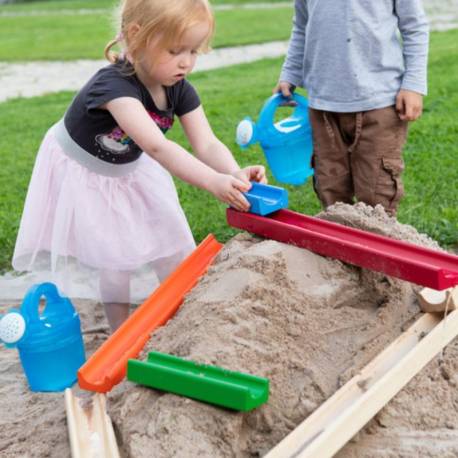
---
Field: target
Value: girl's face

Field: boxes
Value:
[140,21,211,87]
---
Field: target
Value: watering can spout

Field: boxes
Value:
[236,117,258,148]
[0,310,27,347]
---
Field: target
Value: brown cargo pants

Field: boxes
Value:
[309,105,408,215]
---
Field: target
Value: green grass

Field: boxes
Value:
[0,3,293,61]
[0,30,457,272]
[0,0,115,11]
[0,0,286,13]
[399,29,458,247]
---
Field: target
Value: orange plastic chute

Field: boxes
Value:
[78,234,223,392]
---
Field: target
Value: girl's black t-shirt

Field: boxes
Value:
[63,61,201,164]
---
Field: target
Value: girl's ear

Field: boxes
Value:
[127,23,141,42]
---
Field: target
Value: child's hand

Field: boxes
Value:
[208,173,251,211]
[395,90,423,121]
[273,81,297,106]
[232,166,268,185]
[273,81,295,98]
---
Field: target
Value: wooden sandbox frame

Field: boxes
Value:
[266,297,458,457]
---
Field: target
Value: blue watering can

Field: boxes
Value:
[0,282,86,392]
[236,93,314,185]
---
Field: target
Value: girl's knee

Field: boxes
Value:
[99,270,131,303]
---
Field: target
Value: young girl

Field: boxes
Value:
[13,0,266,331]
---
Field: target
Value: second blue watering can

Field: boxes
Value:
[236,93,314,185]
[0,282,86,392]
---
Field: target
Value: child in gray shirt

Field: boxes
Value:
[275,0,429,215]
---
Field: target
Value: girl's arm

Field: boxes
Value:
[104,97,251,210]
[179,105,266,183]
[179,105,239,173]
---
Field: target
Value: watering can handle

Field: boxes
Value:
[258,93,309,128]
[20,282,74,323]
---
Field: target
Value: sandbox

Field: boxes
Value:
[1,203,457,457]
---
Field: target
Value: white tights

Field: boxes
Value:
[99,270,131,332]
[98,256,182,332]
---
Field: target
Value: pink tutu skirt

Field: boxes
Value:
[13,123,196,302]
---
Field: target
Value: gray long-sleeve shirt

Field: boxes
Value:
[280,0,429,112]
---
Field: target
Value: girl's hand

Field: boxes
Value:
[232,166,268,185]
[396,90,423,121]
[208,173,251,211]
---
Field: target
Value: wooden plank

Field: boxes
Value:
[265,308,458,458]
[65,389,120,458]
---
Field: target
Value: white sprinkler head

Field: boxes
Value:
[0,312,26,345]
[236,118,255,147]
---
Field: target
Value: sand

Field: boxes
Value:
[0,203,457,457]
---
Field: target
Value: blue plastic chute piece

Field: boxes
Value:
[244,182,288,216]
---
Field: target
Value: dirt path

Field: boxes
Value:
[0,41,289,103]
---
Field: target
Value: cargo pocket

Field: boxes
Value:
[311,153,329,206]
[375,157,405,212]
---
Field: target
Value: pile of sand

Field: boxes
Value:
[1,203,457,457]
[108,203,457,457]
